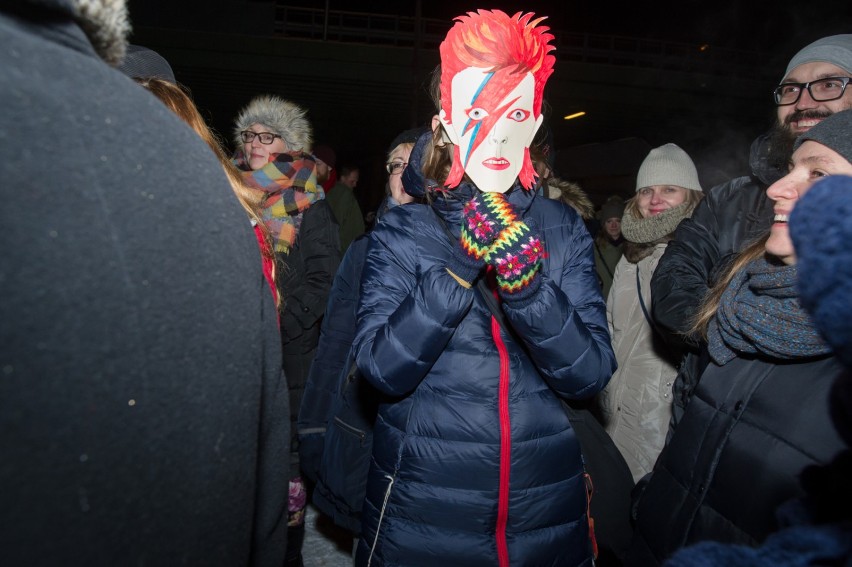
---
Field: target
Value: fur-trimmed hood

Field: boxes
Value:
[70,0,131,65]
[233,95,313,153]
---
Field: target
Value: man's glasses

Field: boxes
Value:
[240,131,282,144]
[385,161,407,175]
[773,77,851,106]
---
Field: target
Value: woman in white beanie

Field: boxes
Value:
[599,143,704,484]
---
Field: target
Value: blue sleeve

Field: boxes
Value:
[503,208,616,400]
[353,221,475,397]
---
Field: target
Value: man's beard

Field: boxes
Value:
[766,109,837,171]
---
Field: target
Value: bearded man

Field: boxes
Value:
[649,34,852,429]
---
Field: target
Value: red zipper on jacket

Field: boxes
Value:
[491,312,512,567]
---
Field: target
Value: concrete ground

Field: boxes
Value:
[303,504,355,567]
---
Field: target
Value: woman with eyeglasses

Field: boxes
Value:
[233,94,341,567]
[297,127,425,554]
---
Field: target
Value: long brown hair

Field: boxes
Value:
[688,234,770,340]
[136,78,278,303]
[136,78,265,219]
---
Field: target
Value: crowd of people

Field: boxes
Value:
[2,2,851,566]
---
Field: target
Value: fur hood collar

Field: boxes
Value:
[233,95,313,153]
[71,0,130,65]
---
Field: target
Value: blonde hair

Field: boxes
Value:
[623,187,704,221]
[387,142,415,163]
[688,234,769,340]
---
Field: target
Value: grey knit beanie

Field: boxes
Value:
[783,34,852,79]
[635,143,702,192]
[793,109,852,163]
[233,95,313,152]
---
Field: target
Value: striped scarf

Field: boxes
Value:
[234,149,323,253]
[708,257,830,365]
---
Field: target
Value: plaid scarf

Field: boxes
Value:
[234,149,323,253]
[708,257,830,365]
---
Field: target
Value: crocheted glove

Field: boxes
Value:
[486,218,546,301]
[447,192,519,286]
[460,192,518,260]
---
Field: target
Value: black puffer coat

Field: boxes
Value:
[277,200,341,477]
[627,354,846,566]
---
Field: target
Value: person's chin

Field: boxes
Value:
[249,158,267,170]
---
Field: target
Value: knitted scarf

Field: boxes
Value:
[621,201,696,244]
[707,257,830,365]
[234,149,323,253]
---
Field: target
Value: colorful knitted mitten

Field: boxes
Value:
[485,218,546,301]
[460,192,518,260]
[447,192,518,285]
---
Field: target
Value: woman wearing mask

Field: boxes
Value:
[352,10,615,566]
[601,143,704,483]
[233,94,341,566]
[628,110,852,566]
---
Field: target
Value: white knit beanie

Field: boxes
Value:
[635,143,702,192]
[783,34,852,79]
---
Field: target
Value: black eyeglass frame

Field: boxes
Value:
[240,131,283,145]
[385,161,408,175]
[773,76,851,106]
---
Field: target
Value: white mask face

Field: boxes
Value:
[440,67,542,193]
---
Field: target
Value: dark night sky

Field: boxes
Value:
[126,1,851,206]
[271,0,851,53]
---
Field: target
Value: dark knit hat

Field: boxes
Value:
[783,34,852,79]
[636,143,702,193]
[793,110,852,163]
[387,127,428,156]
[118,45,176,82]
[599,197,625,221]
[312,145,336,168]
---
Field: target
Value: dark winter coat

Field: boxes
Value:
[298,232,381,535]
[351,147,616,565]
[650,134,781,427]
[627,354,846,566]
[278,200,341,478]
[0,2,289,565]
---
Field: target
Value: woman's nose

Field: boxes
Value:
[767,176,796,201]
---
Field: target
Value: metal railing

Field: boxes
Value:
[272,6,770,79]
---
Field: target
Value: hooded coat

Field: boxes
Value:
[0,1,289,565]
[352,135,616,566]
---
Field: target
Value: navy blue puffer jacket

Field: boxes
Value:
[352,135,616,566]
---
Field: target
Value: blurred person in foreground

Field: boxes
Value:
[0,1,289,565]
